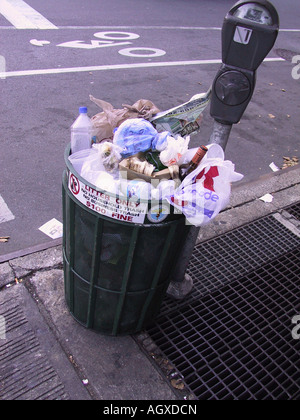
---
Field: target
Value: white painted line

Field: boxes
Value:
[0,25,299,32]
[0,57,285,79]
[0,194,15,224]
[57,40,132,49]
[0,0,57,29]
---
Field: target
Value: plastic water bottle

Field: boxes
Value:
[71,107,93,154]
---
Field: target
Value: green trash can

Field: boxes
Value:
[62,145,191,336]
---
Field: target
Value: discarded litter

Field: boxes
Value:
[113,118,169,158]
[282,156,299,169]
[150,89,211,137]
[259,193,274,203]
[269,162,280,172]
[71,107,94,154]
[89,96,160,143]
[167,144,243,226]
[0,236,9,243]
[39,218,63,239]
[67,94,243,227]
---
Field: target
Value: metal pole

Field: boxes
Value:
[209,121,232,150]
[166,121,232,300]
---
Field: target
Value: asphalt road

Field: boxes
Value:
[0,0,299,256]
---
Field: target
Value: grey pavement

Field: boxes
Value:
[0,164,300,401]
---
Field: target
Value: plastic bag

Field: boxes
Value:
[80,143,122,193]
[68,148,95,174]
[89,96,160,143]
[113,118,170,158]
[166,144,244,226]
[94,142,122,175]
[159,135,190,166]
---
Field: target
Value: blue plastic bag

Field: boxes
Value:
[113,118,170,158]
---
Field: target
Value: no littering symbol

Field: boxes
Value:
[70,174,80,195]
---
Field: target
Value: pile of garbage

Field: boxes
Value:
[68,93,243,226]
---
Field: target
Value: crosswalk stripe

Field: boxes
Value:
[0,0,58,29]
[0,194,14,224]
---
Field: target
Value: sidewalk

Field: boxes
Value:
[0,164,300,400]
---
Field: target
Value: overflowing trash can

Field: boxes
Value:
[62,145,192,336]
[61,0,280,339]
[62,90,244,336]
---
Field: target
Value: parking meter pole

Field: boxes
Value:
[209,121,232,150]
[166,123,230,300]
[167,0,279,300]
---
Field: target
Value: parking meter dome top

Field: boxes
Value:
[113,118,170,158]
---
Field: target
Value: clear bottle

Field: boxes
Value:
[179,145,208,181]
[70,107,93,154]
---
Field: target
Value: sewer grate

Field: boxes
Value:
[161,215,300,314]
[143,216,300,400]
[0,292,69,400]
[284,201,300,221]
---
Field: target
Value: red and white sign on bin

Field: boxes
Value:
[68,172,147,224]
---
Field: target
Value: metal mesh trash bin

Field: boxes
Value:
[62,145,191,336]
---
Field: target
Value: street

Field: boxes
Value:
[0,0,299,255]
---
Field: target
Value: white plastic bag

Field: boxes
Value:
[68,148,95,174]
[80,143,122,193]
[166,144,243,226]
[159,135,190,166]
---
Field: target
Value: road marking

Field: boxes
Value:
[0,0,57,29]
[118,47,166,57]
[0,54,5,78]
[93,31,140,40]
[0,25,299,32]
[57,40,132,50]
[0,194,14,224]
[30,39,50,46]
[0,57,285,79]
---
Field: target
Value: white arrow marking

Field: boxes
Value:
[57,40,132,49]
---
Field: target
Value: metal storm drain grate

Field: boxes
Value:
[161,215,300,314]
[141,215,300,400]
[284,201,300,221]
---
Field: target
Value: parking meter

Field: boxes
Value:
[168,1,280,301]
[210,0,279,125]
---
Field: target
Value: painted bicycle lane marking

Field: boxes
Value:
[31,31,167,57]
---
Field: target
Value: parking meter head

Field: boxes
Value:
[222,0,279,71]
[210,0,279,125]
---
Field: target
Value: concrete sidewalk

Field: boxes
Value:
[0,164,299,400]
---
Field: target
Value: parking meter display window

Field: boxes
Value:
[233,3,273,25]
